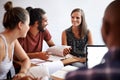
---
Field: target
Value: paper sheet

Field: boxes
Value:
[47,45,71,56]
[30,59,64,74]
[51,65,78,80]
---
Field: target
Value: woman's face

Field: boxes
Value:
[71,11,82,27]
[21,15,30,37]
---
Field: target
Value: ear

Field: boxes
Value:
[34,21,39,27]
[35,21,39,25]
[104,25,110,36]
[18,21,23,30]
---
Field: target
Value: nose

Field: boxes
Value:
[72,18,77,22]
[46,21,48,25]
[45,22,48,27]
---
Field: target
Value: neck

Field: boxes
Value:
[1,29,18,45]
[72,26,80,34]
[29,26,39,36]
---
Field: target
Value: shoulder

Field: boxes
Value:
[87,29,90,34]
[62,30,66,34]
[44,28,51,34]
[65,27,72,32]
[0,37,6,61]
[42,28,51,37]
[14,39,19,45]
[87,29,92,37]
[62,27,71,36]
[93,63,106,69]
[63,27,72,35]
[0,37,4,48]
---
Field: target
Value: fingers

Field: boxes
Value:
[63,48,72,56]
[44,52,50,58]
[40,52,49,60]
[13,73,26,80]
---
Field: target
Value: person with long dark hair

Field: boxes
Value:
[62,8,93,67]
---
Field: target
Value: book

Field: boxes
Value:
[47,45,71,57]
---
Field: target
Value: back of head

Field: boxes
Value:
[3,1,29,30]
[102,0,120,47]
[105,0,120,22]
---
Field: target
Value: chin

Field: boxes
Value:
[22,34,27,38]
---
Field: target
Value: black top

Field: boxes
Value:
[65,27,88,57]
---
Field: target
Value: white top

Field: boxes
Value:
[0,34,14,79]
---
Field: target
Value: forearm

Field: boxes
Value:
[47,39,55,47]
[27,52,49,60]
[19,58,31,74]
[27,52,39,59]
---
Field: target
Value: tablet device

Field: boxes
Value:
[86,45,108,69]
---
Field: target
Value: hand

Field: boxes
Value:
[63,47,72,56]
[61,57,86,65]
[37,51,49,60]
[13,72,26,80]
[13,75,39,80]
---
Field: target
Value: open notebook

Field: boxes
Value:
[51,65,78,80]
[86,45,108,69]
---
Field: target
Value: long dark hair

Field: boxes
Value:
[71,8,88,38]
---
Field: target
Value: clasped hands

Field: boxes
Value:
[62,47,86,64]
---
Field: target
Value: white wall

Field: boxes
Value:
[0,0,113,50]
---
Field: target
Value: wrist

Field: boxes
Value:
[35,52,40,57]
[19,70,27,74]
[19,71,26,74]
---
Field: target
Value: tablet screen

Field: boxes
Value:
[86,45,108,69]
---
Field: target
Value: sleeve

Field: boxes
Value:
[43,29,52,41]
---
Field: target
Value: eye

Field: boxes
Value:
[76,17,80,19]
[71,16,74,19]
